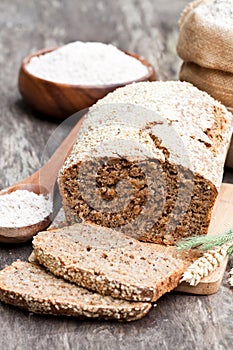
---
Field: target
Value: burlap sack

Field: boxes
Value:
[177,0,233,74]
[179,62,233,109]
[180,62,233,168]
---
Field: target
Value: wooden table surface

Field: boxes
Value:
[0,1,232,349]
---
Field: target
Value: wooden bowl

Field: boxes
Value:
[0,183,51,243]
[18,47,157,120]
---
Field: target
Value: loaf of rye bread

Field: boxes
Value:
[58,81,233,245]
[32,223,186,302]
[0,261,151,321]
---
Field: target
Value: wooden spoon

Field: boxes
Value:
[0,115,84,243]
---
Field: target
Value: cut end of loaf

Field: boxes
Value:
[58,155,218,246]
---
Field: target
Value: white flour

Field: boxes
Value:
[197,0,233,26]
[0,190,52,227]
[26,41,149,85]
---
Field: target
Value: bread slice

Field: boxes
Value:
[32,223,186,302]
[0,261,151,321]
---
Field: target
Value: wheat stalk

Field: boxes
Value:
[177,230,233,252]
[180,245,228,286]
[177,230,233,286]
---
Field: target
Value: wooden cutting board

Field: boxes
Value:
[50,182,232,295]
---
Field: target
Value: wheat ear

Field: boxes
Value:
[180,245,229,286]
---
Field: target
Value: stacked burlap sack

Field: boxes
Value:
[176,0,233,167]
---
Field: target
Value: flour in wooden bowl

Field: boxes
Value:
[26,41,149,85]
[0,190,52,227]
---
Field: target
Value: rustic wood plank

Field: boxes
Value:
[0,0,232,349]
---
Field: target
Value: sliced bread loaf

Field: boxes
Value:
[32,223,186,302]
[58,81,233,245]
[0,261,151,321]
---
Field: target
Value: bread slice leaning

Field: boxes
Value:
[0,261,151,322]
[32,223,186,302]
